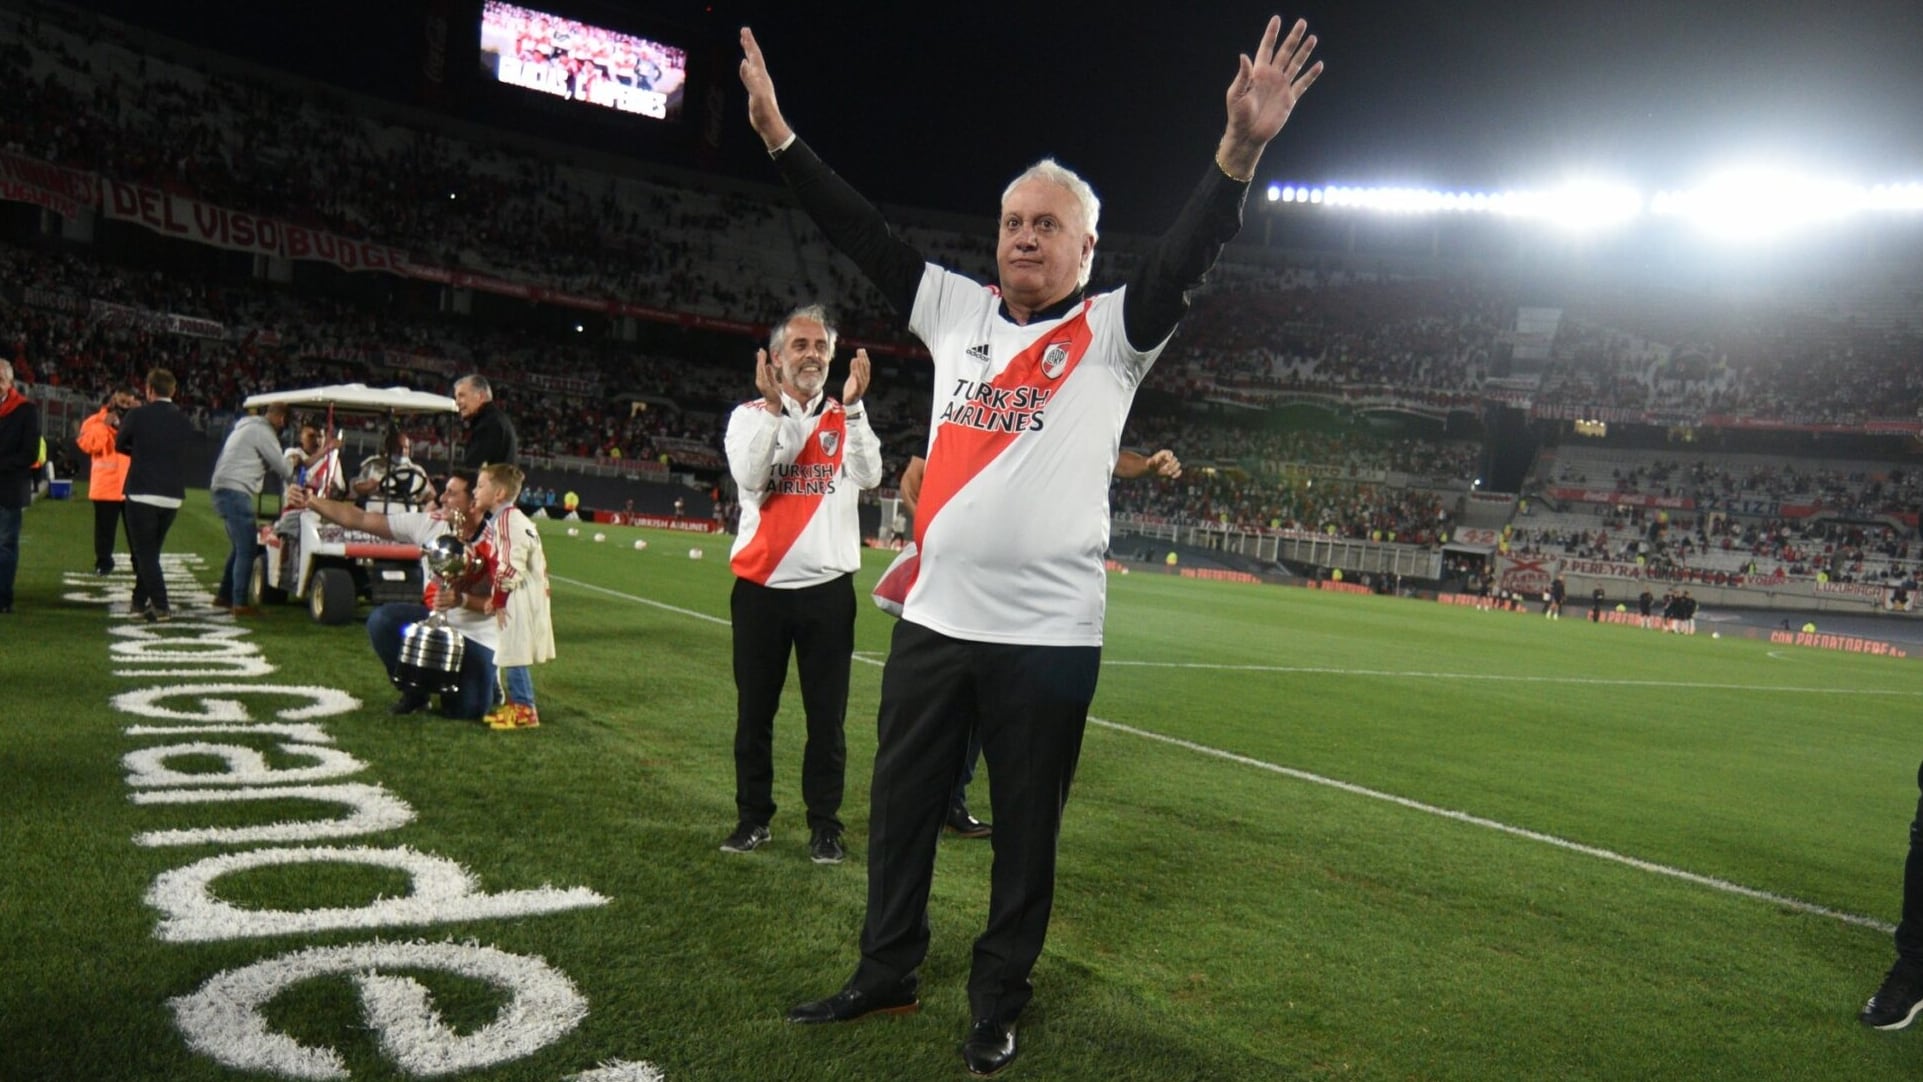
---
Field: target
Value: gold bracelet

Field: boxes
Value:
[1214,152,1253,185]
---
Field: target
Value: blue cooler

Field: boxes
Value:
[48,479,72,499]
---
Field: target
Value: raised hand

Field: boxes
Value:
[1218,16,1323,179]
[754,348,783,412]
[738,28,795,151]
[1146,449,1183,479]
[843,348,871,406]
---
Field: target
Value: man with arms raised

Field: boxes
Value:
[741,16,1321,1075]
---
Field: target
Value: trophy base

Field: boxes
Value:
[392,664,462,696]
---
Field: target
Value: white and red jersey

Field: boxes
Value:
[386,510,500,653]
[725,390,882,588]
[903,264,1167,646]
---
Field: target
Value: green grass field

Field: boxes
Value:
[4,488,1922,1081]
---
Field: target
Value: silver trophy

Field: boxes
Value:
[394,523,471,695]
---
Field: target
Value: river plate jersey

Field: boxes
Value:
[905,263,1169,646]
[728,398,865,588]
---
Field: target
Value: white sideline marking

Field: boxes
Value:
[552,573,1896,933]
[554,577,729,627]
[1103,660,1923,697]
[1093,717,1894,933]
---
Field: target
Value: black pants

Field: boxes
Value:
[730,574,855,834]
[1895,760,1923,964]
[852,620,1101,1027]
[124,500,179,613]
[92,499,128,573]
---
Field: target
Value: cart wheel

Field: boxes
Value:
[310,567,357,625]
[252,552,287,605]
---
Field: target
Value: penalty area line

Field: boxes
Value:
[554,573,1892,933]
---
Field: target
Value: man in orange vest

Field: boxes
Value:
[76,384,140,575]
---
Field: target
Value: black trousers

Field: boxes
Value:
[92,499,128,572]
[1895,760,1923,963]
[124,500,179,612]
[730,574,855,834]
[853,620,1101,1026]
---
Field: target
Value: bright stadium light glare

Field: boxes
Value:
[1265,171,1923,235]
[1537,180,1645,232]
[1651,166,1865,240]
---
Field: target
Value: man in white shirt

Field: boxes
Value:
[720,304,881,867]
[291,469,499,719]
[742,17,1321,1074]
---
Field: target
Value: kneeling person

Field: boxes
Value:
[292,469,500,718]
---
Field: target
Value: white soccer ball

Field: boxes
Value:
[1120,567,1130,575]
[566,527,579,537]
[633,539,648,551]
[689,547,704,560]
[1712,631,1720,639]
[593,532,606,543]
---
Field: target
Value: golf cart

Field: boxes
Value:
[242,383,460,625]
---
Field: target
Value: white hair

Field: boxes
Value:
[1001,158,1101,287]
[769,304,838,357]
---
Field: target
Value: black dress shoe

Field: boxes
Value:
[946,802,992,839]
[961,1019,1018,1076]
[786,981,920,1024]
[389,691,432,716]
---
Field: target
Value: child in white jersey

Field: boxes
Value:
[474,464,554,730]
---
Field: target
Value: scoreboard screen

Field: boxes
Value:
[478,0,687,122]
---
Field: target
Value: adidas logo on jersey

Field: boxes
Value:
[965,343,992,362]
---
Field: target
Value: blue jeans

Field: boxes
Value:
[366,602,498,719]
[0,504,20,608]
[504,665,536,707]
[211,488,256,604]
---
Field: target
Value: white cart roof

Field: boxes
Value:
[241,383,458,415]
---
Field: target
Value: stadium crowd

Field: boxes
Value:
[2,1,1921,559]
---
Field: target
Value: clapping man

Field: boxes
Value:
[721,305,882,866]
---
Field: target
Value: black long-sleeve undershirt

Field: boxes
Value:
[772,137,1251,352]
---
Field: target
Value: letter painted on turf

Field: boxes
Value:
[169,941,590,1078]
[147,846,608,942]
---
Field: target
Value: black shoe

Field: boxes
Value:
[809,829,845,865]
[388,691,431,716]
[1863,961,1923,1029]
[786,980,920,1024]
[947,802,992,839]
[720,822,771,854]
[961,1019,1018,1076]
[94,565,113,576]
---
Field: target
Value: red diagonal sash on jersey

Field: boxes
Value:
[731,404,848,584]
[914,306,1095,561]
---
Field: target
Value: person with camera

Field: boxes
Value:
[208,401,294,615]
[76,384,139,576]
[290,469,500,719]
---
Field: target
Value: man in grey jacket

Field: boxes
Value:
[209,402,292,616]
